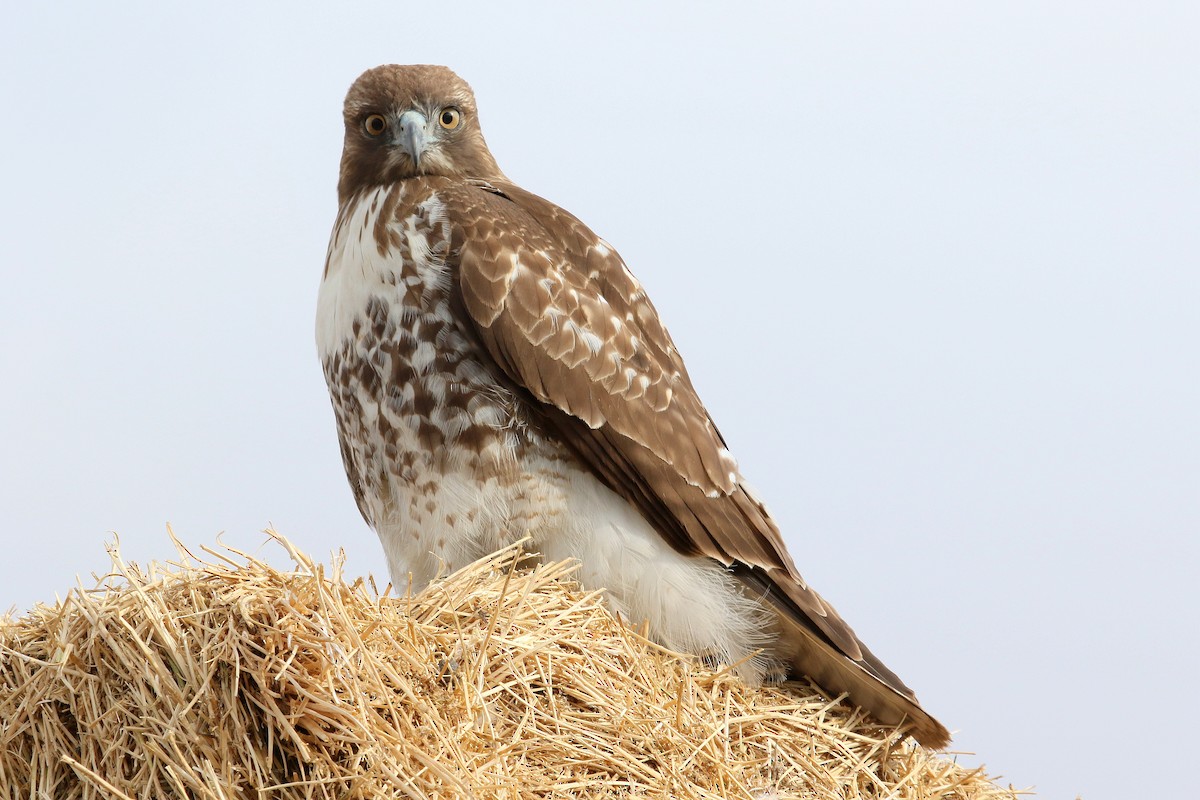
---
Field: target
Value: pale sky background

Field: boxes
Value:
[2,3,1196,798]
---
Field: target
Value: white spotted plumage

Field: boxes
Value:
[319,183,779,677]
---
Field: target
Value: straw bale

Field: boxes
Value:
[0,533,1028,799]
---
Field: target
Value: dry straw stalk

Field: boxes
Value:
[0,533,1027,799]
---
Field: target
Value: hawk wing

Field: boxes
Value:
[434,179,947,746]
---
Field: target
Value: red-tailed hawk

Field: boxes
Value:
[317,64,949,748]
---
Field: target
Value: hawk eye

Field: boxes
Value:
[363,114,387,137]
[438,108,462,130]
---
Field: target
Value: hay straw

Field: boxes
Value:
[0,532,1029,799]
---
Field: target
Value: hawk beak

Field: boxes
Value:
[396,110,428,169]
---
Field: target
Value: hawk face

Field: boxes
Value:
[337,64,504,201]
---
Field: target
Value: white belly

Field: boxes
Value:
[376,450,777,682]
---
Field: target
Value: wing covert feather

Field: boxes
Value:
[430,180,947,747]
[440,181,870,643]
[446,182,739,497]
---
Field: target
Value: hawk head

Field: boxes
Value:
[338,64,505,201]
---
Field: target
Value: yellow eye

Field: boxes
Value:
[438,108,462,130]
[363,114,387,137]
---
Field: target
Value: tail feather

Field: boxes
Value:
[738,567,951,749]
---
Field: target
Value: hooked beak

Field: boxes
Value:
[396,110,428,169]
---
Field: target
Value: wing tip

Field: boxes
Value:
[905,709,953,750]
